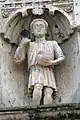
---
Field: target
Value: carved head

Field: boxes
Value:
[30,19,48,38]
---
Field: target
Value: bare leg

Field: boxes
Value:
[44,87,53,105]
[33,84,43,106]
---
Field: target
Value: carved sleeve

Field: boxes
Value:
[53,41,65,59]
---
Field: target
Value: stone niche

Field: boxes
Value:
[0,0,78,108]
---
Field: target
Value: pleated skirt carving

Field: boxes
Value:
[28,65,57,91]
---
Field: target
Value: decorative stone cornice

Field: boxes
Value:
[0,1,73,18]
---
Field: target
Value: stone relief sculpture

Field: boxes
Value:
[14,18,65,105]
[0,3,74,106]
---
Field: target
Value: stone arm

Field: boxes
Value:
[50,41,65,66]
[14,38,31,64]
[49,57,65,66]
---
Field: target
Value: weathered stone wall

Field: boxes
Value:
[55,31,80,103]
[0,36,29,107]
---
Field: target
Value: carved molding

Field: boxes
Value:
[63,4,73,13]
[0,1,73,18]
[0,0,6,2]
[0,104,80,120]
[0,0,73,3]
[32,7,44,15]
[1,8,17,18]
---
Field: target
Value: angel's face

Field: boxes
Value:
[32,21,46,38]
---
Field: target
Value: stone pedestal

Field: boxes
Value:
[0,104,80,120]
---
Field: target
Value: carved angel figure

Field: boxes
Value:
[14,18,65,105]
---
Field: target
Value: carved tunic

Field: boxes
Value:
[14,40,64,91]
[28,40,64,91]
